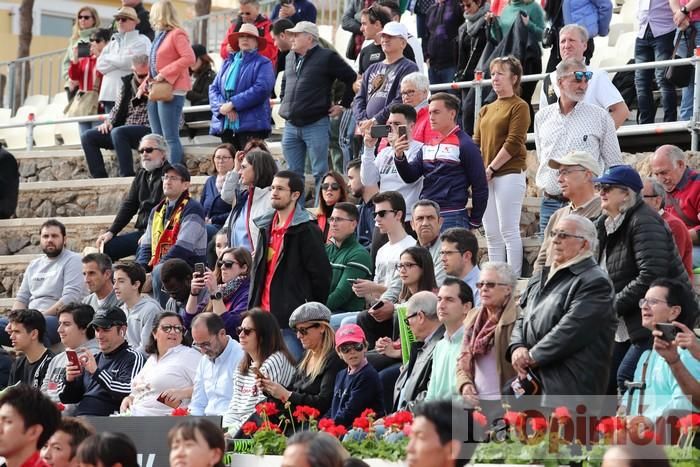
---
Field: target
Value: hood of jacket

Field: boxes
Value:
[253,202,312,230]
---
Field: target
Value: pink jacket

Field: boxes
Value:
[153,28,195,91]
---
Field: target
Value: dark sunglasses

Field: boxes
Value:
[550,230,585,240]
[321,182,341,191]
[338,342,364,353]
[217,260,239,269]
[594,183,626,194]
[116,17,131,22]
[571,71,593,82]
[160,324,185,334]
[403,311,422,326]
[294,322,321,336]
[237,326,255,336]
[475,281,510,289]
[78,15,93,20]
[373,209,396,218]
[135,73,148,79]
[138,147,158,154]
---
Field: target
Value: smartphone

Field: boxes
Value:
[370,300,385,311]
[347,278,358,283]
[656,323,679,342]
[397,125,407,139]
[65,350,80,368]
[77,42,91,58]
[157,392,181,409]
[519,10,528,17]
[370,125,391,139]
[194,262,205,277]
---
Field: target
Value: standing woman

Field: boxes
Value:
[317,171,348,243]
[145,0,195,165]
[472,56,529,278]
[208,23,275,150]
[63,7,100,99]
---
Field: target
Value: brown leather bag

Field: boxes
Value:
[149,81,174,102]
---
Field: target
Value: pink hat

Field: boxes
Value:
[335,324,366,348]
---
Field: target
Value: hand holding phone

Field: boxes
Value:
[656,323,679,342]
[194,262,205,277]
[370,125,391,139]
[157,391,182,409]
[65,350,81,368]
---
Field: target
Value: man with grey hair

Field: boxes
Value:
[534,58,622,234]
[393,290,444,411]
[535,150,602,271]
[95,133,169,261]
[642,178,693,278]
[650,144,700,267]
[540,24,628,128]
[510,214,615,411]
[81,54,151,178]
[400,72,431,142]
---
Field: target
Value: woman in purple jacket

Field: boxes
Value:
[184,247,251,338]
[208,23,275,150]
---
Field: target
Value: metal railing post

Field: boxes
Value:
[693,47,700,151]
[25,112,34,151]
[473,70,483,119]
[7,61,15,111]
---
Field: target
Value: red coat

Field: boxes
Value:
[153,28,196,92]
[663,210,694,279]
[219,15,278,68]
[68,56,102,92]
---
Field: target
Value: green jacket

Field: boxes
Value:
[325,234,372,312]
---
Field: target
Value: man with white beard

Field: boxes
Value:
[96,133,170,261]
[534,58,622,233]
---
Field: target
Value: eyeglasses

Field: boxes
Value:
[135,73,149,80]
[373,209,397,218]
[294,323,321,336]
[475,281,510,289]
[569,71,593,82]
[193,339,214,350]
[78,15,93,20]
[217,260,239,269]
[321,182,341,191]
[214,155,233,161]
[116,17,131,22]
[439,249,461,256]
[395,262,419,271]
[400,90,417,97]
[338,342,364,353]
[160,324,185,334]
[237,326,256,336]
[138,147,158,154]
[594,183,626,194]
[643,194,660,198]
[403,310,422,326]
[558,168,587,176]
[550,230,585,240]
[328,216,353,223]
[639,297,668,308]
[162,175,183,182]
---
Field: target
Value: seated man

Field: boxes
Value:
[135,163,206,307]
[0,385,61,467]
[80,54,151,178]
[8,219,86,346]
[113,261,161,354]
[41,417,95,467]
[393,291,444,411]
[425,278,473,401]
[95,133,170,261]
[7,309,54,389]
[189,313,244,416]
[439,228,480,305]
[159,259,194,320]
[41,304,99,412]
[346,158,378,251]
[325,202,373,323]
[629,278,700,422]
[81,253,121,313]
[59,307,145,416]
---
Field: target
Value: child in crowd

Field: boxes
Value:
[327,324,384,427]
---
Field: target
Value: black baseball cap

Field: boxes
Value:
[165,163,191,182]
[89,306,127,329]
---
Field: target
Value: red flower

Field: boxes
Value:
[259,421,281,433]
[383,412,413,430]
[529,416,548,432]
[318,418,336,431]
[171,407,188,416]
[596,417,626,434]
[473,411,488,428]
[553,406,571,421]
[503,411,525,428]
[241,421,258,436]
[641,429,655,442]
[255,402,279,417]
[330,425,348,438]
[360,408,376,419]
[352,416,371,431]
[55,402,65,412]
[293,405,321,422]
[677,414,700,433]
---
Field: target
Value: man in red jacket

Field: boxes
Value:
[219,0,277,66]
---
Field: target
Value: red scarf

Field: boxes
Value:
[149,191,190,267]
[459,307,498,380]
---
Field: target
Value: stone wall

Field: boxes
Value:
[0,219,117,256]
[0,262,30,300]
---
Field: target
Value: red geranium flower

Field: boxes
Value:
[677,414,700,433]
[331,425,348,438]
[318,418,336,431]
[171,407,188,416]
[259,421,281,433]
[553,406,571,421]
[529,416,548,432]
[255,402,279,417]
[596,417,626,434]
[293,405,321,422]
[241,421,258,436]
[360,408,376,419]
[472,411,487,428]
[383,411,413,430]
[503,411,525,428]
[352,416,371,431]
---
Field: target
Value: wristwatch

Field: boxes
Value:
[210,291,223,301]
[682,6,690,15]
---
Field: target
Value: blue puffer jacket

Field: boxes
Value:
[209,50,275,135]
[563,0,612,38]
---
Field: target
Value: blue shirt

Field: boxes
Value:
[463,265,481,307]
[356,199,374,250]
[189,337,244,416]
[232,201,252,251]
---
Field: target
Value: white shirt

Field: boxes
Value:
[534,100,623,195]
[96,30,151,102]
[361,141,424,221]
[539,66,624,112]
[189,337,244,416]
[375,234,417,289]
[130,345,202,416]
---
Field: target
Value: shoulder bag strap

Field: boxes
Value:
[637,352,652,415]
[666,194,699,226]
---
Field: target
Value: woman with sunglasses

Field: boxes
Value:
[473,56,529,278]
[222,309,296,436]
[120,312,202,416]
[220,147,278,253]
[185,247,252,338]
[63,7,100,98]
[201,143,235,244]
[317,171,348,242]
[259,303,345,419]
[456,262,518,412]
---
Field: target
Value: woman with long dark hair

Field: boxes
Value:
[397,246,438,302]
[316,171,348,242]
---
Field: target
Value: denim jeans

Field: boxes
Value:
[429,66,458,87]
[81,125,149,178]
[329,311,359,330]
[103,230,144,261]
[441,209,470,232]
[282,116,330,193]
[282,328,304,362]
[147,95,186,165]
[680,22,700,120]
[635,27,677,124]
[539,197,567,235]
[617,339,652,395]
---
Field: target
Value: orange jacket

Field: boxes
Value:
[153,28,196,91]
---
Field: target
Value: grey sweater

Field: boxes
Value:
[16,249,86,310]
[123,296,162,355]
[82,289,122,313]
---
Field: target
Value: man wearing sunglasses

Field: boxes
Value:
[534,58,622,234]
[540,24,629,128]
[81,54,151,179]
[95,133,169,262]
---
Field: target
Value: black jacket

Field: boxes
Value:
[279,45,356,126]
[134,3,154,41]
[0,148,18,219]
[596,199,691,343]
[249,205,332,327]
[108,162,170,234]
[509,256,616,406]
[111,74,148,128]
[286,353,345,415]
[186,66,216,106]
